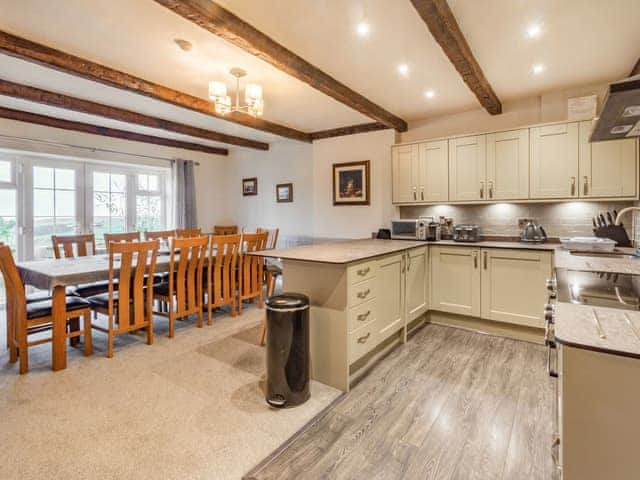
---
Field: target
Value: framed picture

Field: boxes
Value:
[276,183,293,203]
[332,160,370,206]
[242,177,258,196]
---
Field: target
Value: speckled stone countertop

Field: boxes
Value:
[426,239,558,250]
[252,239,427,264]
[554,247,640,274]
[554,302,640,358]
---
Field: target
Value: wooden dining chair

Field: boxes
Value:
[144,229,176,241]
[52,234,96,259]
[256,228,280,345]
[86,240,159,358]
[0,244,92,373]
[213,225,238,235]
[153,235,208,337]
[175,228,202,238]
[206,234,241,322]
[104,232,140,253]
[238,231,268,315]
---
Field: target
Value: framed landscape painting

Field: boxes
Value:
[332,160,370,206]
[276,183,293,203]
[242,177,258,196]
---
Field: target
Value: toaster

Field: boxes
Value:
[453,224,480,242]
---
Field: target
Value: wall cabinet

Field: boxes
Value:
[579,121,637,198]
[449,135,487,201]
[392,141,448,203]
[406,246,429,321]
[530,122,579,199]
[391,144,418,203]
[430,246,481,317]
[486,129,529,200]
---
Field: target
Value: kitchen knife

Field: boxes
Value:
[599,213,607,227]
[606,211,614,226]
[592,217,598,228]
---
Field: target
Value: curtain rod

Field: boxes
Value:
[0,133,200,165]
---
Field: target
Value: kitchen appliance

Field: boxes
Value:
[520,220,547,243]
[554,268,640,310]
[390,219,427,240]
[590,74,640,142]
[452,224,480,242]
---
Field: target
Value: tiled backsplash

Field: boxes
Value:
[401,201,636,240]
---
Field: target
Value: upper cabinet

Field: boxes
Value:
[579,121,637,199]
[486,129,529,200]
[449,135,486,202]
[530,122,579,199]
[391,144,418,203]
[392,140,448,204]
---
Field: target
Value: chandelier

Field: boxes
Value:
[209,68,264,117]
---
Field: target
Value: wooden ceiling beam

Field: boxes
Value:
[0,106,229,156]
[410,0,502,115]
[310,122,389,141]
[0,78,268,150]
[0,29,310,143]
[153,0,408,132]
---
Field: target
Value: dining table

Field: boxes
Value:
[16,253,175,371]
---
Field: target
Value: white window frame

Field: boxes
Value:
[0,153,21,259]
[133,172,167,232]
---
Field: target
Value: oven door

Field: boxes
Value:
[391,220,417,240]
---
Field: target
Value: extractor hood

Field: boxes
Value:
[590,74,640,142]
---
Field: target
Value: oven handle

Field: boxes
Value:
[547,341,558,378]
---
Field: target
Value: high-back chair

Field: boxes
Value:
[213,225,238,235]
[153,236,208,337]
[206,234,241,321]
[86,240,159,358]
[0,244,92,373]
[104,232,140,253]
[175,228,202,238]
[52,234,96,259]
[257,228,279,250]
[144,229,176,241]
[238,231,268,315]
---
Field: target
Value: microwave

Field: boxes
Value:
[391,219,427,240]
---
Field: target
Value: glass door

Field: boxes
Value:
[86,167,129,250]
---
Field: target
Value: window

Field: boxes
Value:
[0,159,17,252]
[135,173,163,232]
[92,171,127,249]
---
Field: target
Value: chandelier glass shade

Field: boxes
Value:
[209,68,264,117]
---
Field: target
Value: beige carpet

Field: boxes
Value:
[0,305,341,480]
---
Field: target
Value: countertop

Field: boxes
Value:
[554,247,640,274]
[426,239,558,250]
[554,302,640,358]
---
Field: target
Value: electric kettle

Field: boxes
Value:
[520,220,547,243]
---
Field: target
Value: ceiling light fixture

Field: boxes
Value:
[532,63,545,75]
[174,38,193,52]
[526,23,542,39]
[356,22,370,36]
[209,68,264,117]
[398,64,409,76]
[424,89,436,99]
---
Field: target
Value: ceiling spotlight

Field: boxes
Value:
[398,64,409,76]
[174,38,193,52]
[532,63,545,74]
[356,22,370,36]
[526,23,542,39]
[424,89,436,99]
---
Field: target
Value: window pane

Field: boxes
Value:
[33,166,54,188]
[0,216,16,249]
[0,161,11,182]
[110,217,126,233]
[111,174,126,193]
[137,174,148,191]
[110,193,126,217]
[55,190,75,216]
[148,175,159,192]
[55,217,77,236]
[93,192,110,217]
[55,168,75,190]
[33,217,55,259]
[0,189,16,216]
[93,172,109,192]
[34,189,54,216]
[136,196,149,217]
[149,195,161,216]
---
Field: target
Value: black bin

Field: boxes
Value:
[264,293,310,408]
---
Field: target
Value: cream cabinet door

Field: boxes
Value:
[406,247,428,321]
[486,129,529,200]
[392,144,418,203]
[480,248,552,328]
[579,121,638,198]
[430,246,480,317]
[449,135,487,201]
[376,253,405,339]
[530,122,579,199]
[417,140,448,202]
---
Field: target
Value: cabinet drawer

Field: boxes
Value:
[348,298,377,333]
[348,260,377,284]
[349,320,378,363]
[349,278,376,307]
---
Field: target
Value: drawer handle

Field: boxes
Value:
[357,332,371,344]
[357,267,370,276]
[583,175,589,195]
[357,310,371,322]
[570,176,576,196]
[357,289,371,299]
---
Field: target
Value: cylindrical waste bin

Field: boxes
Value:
[264,293,310,408]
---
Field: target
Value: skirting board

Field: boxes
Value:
[428,311,545,344]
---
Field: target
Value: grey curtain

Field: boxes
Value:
[172,159,198,229]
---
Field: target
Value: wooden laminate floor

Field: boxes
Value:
[246,324,555,480]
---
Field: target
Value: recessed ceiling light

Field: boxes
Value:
[398,64,409,76]
[174,38,193,52]
[356,22,370,36]
[424,89,436,99]
[532,63,545,74]
[526,23,542,39]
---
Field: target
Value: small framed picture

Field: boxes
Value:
[242,177,258,196]
[276,183,293,203]
[332,160,370,206]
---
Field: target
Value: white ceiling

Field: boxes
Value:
[0,0,638,150]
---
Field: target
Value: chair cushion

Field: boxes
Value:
[266,264,282,275]
[86,291,124,309]
[74,280,114,298]
[26,296,91,320]
[25,291,51,303]
[154,282,170,297]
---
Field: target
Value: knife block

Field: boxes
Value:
[593,225,632,247]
